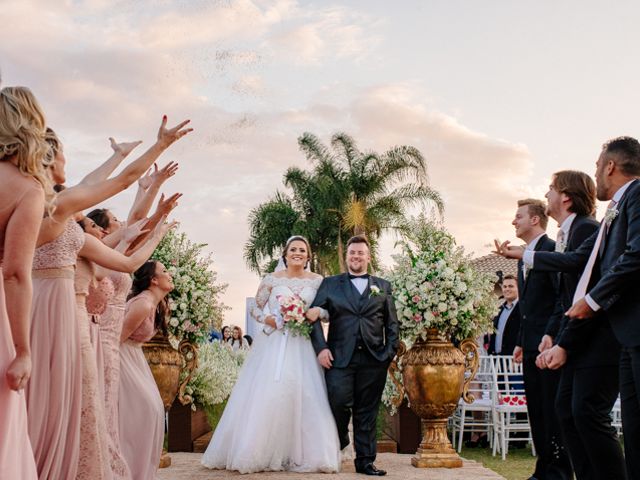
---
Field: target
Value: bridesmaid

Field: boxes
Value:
[0,85,50,479]
[27,117,191,480]
[119,260,174,480]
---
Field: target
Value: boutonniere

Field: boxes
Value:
[555,240,566,253]
[604,207,619,227]
[369,285,382,298]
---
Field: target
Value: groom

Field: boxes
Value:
[309,235,398,476]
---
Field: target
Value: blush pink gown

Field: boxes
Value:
[75,257,112,480]
[27,219,84,479]
[89,271,132,480]
[0,180,39,479]
[119,291,164,480]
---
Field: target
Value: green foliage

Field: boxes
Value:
[244,132,442,275]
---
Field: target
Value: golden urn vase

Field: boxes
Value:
[143,333,198,468]
[390,329,479,468]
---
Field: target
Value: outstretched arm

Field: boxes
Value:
[44,117,191,229]
[127,161,179,225]
[78,138,142,186]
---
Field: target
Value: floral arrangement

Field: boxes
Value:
[388,217,497,347]
[183,341,247,411]
[277,294,313,338]
[381,217,497,412]
[152,229,229,346]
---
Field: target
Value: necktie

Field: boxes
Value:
[556,229,566,253]
[572,200,617,303]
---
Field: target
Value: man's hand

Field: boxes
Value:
[305,307,321,323]
[513,346,523,364]
[538,334,554,353]
[317,348,334,369]
[493,239,524,260]
[565,298,595,320]
[540,345,567,370]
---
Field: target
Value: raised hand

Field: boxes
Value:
[493,239,524,259]
[6,354,31,391]
[138,167,154,190]
[150,161,179,186]
[157,116,193,149]
[153,215,178,239]
[156,192,182,216]
[109,137,143,158]
[122,218,151,244]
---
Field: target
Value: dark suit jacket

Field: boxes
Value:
[547,215,620,367]
[310,273,399,368]
[517,234,559,353]
[487,301,521,355]
[534,179,640,348]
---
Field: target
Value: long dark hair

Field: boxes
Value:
[128,260,168,335]
[87,208,111,230]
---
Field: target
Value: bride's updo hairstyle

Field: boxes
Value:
[128,260,169,335]
[281,235,312,268]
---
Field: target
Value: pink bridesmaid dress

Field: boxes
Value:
[74,257,112,480]
[0,273,38,479]
[87,275,114,395]
[89,271,132,479]
[119,291,164,480]
[26,219,84,479]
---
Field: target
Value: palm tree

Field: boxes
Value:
[298,132,443,270]
[244,132,442,274]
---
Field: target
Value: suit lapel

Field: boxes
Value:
[521,235,548,295]
[340,273,361,312]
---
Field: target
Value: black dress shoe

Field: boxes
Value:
[356,464,387,476]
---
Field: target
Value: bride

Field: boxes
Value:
[201,235,341,473]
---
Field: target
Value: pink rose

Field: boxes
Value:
[412,295,421,303]
[413,314,422,322]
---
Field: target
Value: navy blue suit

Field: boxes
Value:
[533,179,640,478]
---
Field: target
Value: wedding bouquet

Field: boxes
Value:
[276,294,313,338]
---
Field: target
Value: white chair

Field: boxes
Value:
[491,355,535,460]
[450,355,495,452]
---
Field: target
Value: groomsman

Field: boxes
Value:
[538,170,624,480]
[510,199,572,480]
[486,274,521,356]
[497,137,640,478]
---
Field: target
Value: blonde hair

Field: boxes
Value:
[0,86,53,192]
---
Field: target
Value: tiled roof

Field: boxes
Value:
[471,253,518,282]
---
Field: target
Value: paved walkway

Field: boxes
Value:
[158,453,505,480]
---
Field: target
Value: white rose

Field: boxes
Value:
[438,302,448,312]
[169,317,179,327]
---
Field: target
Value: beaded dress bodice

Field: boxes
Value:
[33,220,84,270]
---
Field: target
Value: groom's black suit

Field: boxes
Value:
[311,273,399,471]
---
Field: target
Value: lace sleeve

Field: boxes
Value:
[250,275,273,323]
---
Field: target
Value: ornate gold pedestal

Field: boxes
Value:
[391,329,479,468]
[143,333,197,469]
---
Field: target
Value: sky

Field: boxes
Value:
[2,0,639,326]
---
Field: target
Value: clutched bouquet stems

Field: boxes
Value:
[276,294,313,338]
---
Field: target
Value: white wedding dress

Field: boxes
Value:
[201,274,341,473]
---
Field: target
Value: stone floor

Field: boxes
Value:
[157,453,505,480]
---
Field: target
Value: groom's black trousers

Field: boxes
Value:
[325,345,388,470]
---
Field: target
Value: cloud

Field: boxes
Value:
[0,1,541,326]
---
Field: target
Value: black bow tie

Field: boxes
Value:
[349,273,369,280]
